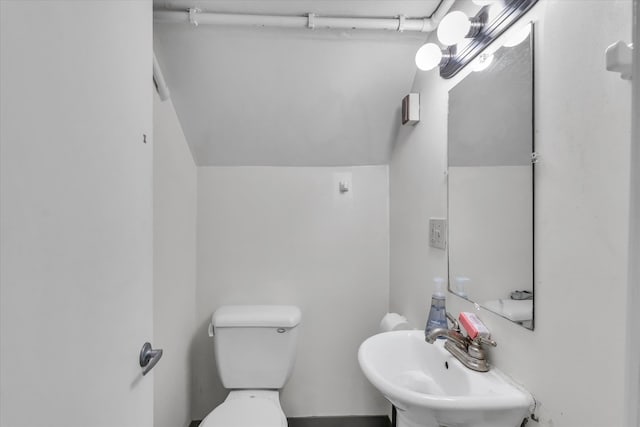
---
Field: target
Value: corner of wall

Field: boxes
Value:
[153,88,198,427]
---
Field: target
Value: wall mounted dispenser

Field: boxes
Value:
[605,41,633,80]
[402,93,420,125]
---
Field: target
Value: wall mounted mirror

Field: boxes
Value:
[447,23,534,329]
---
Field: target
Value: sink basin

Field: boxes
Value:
[358,330,533,427]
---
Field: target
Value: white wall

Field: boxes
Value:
[0,1,153,426]
[153,92,197,427]
[389,1,632,426]
[193,166,390,418]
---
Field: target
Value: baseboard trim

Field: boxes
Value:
[190,416,391,427]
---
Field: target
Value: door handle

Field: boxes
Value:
[139,342,163,376]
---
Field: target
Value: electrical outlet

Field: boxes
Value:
[429,218,447,250]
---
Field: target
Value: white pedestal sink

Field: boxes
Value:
[358,330,533,427]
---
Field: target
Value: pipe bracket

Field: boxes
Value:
[188,8,201,27]
[397,15,406,32]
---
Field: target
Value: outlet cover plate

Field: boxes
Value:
[429,218,447,250]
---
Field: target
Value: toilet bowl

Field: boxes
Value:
[201,305,301,427]
[200,390,286,427]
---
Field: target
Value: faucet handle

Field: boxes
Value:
[475,336,497,347]
[446,311,461,332]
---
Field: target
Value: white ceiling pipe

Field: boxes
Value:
[153,0,455,33]
[154,11,309,28]
[419,0,456,32]
[153,53,170,101]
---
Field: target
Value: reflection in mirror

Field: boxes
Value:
[447,23,534,330]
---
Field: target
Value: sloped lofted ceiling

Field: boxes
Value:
[153,0,443,166]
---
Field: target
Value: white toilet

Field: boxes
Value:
[200,305,302,427]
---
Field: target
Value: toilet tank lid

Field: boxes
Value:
[212,305,302,328]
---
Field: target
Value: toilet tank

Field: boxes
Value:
[212,305,301,389]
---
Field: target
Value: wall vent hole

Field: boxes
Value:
[444,361,449,370]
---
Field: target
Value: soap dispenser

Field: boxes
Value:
[425,277,448,337]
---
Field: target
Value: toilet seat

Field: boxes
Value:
[200,391,287,427]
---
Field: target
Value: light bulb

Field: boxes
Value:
[437,11,471,46]
[502,24,531,47]
[415,43,443,71]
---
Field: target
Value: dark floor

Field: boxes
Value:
[189,416,391,427]
[288,416,390,427]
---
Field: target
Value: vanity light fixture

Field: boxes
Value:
[437,11,484,46]
[415,0,538,78]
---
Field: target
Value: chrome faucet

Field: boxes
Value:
[425,313,497,372]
